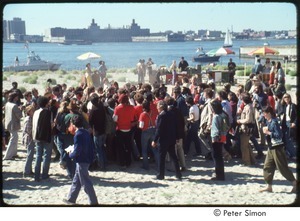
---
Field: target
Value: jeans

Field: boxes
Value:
[141,128,159,169]
[34,140,52,180]
[24,140,35,174]
[67,163,98,205]
[55,133,65,162]
[3,129,18,160]
[63,134,76,178]
[94,134,107,169]
[184,121,201,155]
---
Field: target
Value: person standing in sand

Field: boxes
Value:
[85,63,93,88]
[260,106,297,193]
[63,115,98,205]
[3,92,23,160]
[32,96,53,182]
[22,105,36,177]
[151,100,182,180]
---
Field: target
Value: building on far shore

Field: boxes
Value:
[43,19,150,43]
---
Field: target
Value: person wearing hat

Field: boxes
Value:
[248,75,266,94]
[23,105,36,177]
[3,92,23,160]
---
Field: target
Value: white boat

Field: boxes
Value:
[223,29,233,48]
[3,51,61,72]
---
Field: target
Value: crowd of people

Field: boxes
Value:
[2,58,298,204]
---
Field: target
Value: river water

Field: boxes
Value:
[2,38,296,70]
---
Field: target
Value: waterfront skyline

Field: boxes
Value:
[3,2,297,35]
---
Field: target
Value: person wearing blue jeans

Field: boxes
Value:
[94,134,107,170]
[34,140,52,181]
[64,115,98,205]
[24,140,35,176]
[139,100,159,170]
[141,127,159,170]
[32,96,53,182]
[89,95,107,170]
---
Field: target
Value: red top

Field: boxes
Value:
[139,111,156,131]
[269,72,275,85]
[113,104,136,131]
[194,93,200,104]
[150,102,159,120]
[134,105,143,120]
[268,95,275,110]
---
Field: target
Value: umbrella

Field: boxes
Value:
[206,47,235,56]
[248,46,279,56]
[77,52,101,60]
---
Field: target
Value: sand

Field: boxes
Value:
[1,70,298,206]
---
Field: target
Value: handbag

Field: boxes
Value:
[239,123,255,135]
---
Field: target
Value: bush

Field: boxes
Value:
[58,69,67,75]
[19,71,31,76]
[288,70,297,76]
[50,78,57,85]
[23,75,38,84]
[3,76,7,81]
[66,75,76,80]
[285,84,292,91]
[106,73,112,78]
[18,87,26,94]
[235,70,245,76]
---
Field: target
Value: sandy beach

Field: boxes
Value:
[1,70,298,206]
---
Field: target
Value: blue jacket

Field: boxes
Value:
[266,117,283,145]
[69,128,94,164]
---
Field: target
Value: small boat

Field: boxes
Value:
[192,54,221,63]
[193,48,221,63]
[3,51,61,72]
[223,29,233,48]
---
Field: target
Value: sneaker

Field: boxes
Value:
[63,199,76,205]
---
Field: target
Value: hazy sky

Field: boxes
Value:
[3,2,297,35]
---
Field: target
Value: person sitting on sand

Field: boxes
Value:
[259,106,297,193]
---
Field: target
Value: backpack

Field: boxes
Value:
[55,112,67,133]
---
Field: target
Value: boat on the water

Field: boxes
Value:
[192,54,221,63]
[223,29,233,48]
[3,51,61,72]
[193,47,221,63]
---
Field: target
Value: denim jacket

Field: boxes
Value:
[210,114,227,143]
[266,117,283,145]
